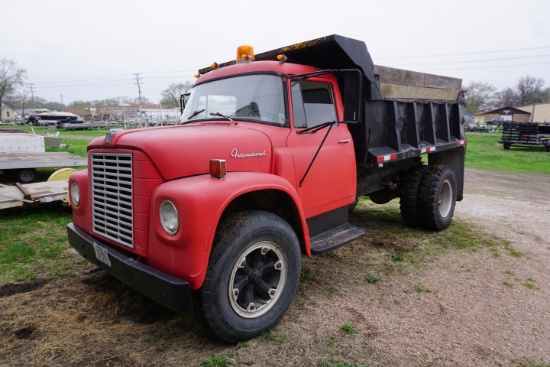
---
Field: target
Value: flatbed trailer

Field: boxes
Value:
[0,152,87,183]
[0,179,70,210]
[501,122,550,151]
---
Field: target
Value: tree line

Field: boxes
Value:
[1,57,549,117]
[464,76,550,115]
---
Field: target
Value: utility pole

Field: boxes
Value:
[27,83,35,109]
[133,73,143,117]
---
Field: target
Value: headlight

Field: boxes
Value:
[160,200,179,235]
[70,181,80,206]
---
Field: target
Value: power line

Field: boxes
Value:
[410,60,550,73]
[389,54,550,68]
[377,45,550,60]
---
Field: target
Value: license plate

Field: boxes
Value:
[93,243,112,267]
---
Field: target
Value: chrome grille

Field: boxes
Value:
[91,153,133,248]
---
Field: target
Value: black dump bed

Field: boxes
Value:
[253,35,466,166]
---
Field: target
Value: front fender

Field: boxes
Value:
[148,171,309,290]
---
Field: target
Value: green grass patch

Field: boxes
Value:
[301,268,317,281]
[414,283,433,294]
[341,322,358,339]
[365,274,380,284]
[465,132,550,174]
[317,358,368,367]
[0,205,91,284]
[513,356,550,367]
[258,328,289,344]
[201,354,232,367]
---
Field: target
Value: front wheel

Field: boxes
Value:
[200,210,301,343]
[418,165,457,231]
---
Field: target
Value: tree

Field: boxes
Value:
[464,81,497,114]
[32,96,64,111]
[0,58,26,110]
[496,87,519,107]
[515,75,549,106]
[160,82,193,108]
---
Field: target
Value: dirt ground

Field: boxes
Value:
[1,167,549,367]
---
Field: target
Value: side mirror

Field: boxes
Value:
[180,93,190,114]
[339,70,362,123]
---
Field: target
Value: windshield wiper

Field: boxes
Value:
[296,121,336,134]
[180,109,205,124]
[210,112,234,123]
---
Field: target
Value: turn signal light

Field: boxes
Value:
[210,159,227,179]
[277,54,287,62]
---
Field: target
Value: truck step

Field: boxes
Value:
[310,223,365,255]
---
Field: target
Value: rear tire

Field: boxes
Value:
[399,165,427,228]
[200,210,301,343]
[418,165,457,231]
[503,143,511,150]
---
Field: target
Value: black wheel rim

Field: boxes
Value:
[228,241,287,318]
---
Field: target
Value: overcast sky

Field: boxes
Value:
[2,0,549,105]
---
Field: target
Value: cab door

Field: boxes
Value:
[286,80,356,218]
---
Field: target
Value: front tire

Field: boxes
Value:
[418,165,457,231]
[200,210,301,343]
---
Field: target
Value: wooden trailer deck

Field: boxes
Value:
[0,152,87,170]
[0,180,70,210]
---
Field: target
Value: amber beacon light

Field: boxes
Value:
[236,45,255,62]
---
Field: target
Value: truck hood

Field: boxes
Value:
[90,124,273,180]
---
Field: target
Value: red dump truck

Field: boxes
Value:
[67,35,466,342]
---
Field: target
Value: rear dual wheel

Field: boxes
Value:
[400,164,457,231]
[418,165,457,231]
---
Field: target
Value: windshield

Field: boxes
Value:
[180,74,287,126]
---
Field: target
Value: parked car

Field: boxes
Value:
[486,117,508,126]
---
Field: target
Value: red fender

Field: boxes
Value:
[148,171,310,290]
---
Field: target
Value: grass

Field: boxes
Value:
[0,205,93,284]
[301,268,317,281]
[465,132,550,174]
[317,358,369,367]
[341,322,358,339]
[513,357,550,367]
[365,274,380,284]
[202,354,232,367]
[414,283,433,294]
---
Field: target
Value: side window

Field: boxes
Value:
[292,81,337,128]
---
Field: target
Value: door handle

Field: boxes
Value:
[338,139,350,143]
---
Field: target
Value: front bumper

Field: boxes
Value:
[67,223,193,313]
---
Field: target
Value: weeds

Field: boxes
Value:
[259,328,289,344]
[414,283,433,294]
[202,354,232,367]
[301,268,317,281]
[341,322,358,339]
[513,356,550,367]
[317,357,369,367]
[365,274,380,284]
